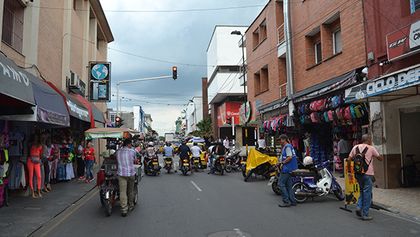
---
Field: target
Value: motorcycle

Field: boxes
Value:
[163,157,174,173]
[192,156,201,172]
[180,157,192,176]
[267,165,302,196]
[200,152,208,169]
[212,155,225,175]
[144,155,161,176]
[292,160,345,203]
[225,149,241,173]
[243,149,277,182]
[97,157,140,217]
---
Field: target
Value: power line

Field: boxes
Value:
[28,4,266,13]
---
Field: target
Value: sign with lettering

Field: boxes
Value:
[387,20,420,61]
[345,65,420,103]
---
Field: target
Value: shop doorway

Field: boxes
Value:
[400,111,420,187]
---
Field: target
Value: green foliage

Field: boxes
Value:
[191,117,212,138]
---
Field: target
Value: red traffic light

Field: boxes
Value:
[172,66,178,80]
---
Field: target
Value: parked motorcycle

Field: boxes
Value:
[292,159,345,203]
[267,165,302,196]
[243,149,277,182]
[163,157,174,173]
[180,157,192,176]
[225,149,241,173]
[144,156,161,176]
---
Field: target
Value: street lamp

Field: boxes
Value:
[231,30,249,158]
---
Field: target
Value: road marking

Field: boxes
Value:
[190,181,202,192]
[233,228,246,237]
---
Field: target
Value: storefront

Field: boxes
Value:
[289,68,369,166]
[345,64,420,188]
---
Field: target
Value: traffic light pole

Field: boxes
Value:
[116,75,172,115]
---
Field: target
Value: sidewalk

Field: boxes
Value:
[0,179,96,237]
[335,176,420,221]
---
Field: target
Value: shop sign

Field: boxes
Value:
[89,62,111,102]
[345,65,420,103]
[66,100,89,121]
[387,20,420,61]
[217,102,241,127]
[240,101,251,124]
[37,106,69,127]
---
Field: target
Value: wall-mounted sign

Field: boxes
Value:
[89,62,111,102]
[240,101,251,124]
[216,102,241,127]
[386,20,420,61]
[345,65,420,103]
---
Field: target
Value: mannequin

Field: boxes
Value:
[28,135,43,198]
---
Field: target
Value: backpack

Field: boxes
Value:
[353,145,372,175]
[310,112,320,123]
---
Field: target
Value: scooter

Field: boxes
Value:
[180,157,192,176]
[292,160,344,203]
[163,157,173,173]
[192,156,200,172]
[225,149,241,173]
[144,156,161,176]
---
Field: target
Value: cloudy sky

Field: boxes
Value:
[100,0,267,135]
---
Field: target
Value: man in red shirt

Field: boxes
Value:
[83,141,95,183]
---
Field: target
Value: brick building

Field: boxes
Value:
[344,0,420,188]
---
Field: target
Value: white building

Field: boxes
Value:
[207,25,248,105]
[206,25,248,139]
[185,97,203,134]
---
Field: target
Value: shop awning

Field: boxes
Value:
[292,69,359,103]
[73,94,105,127]
[0,53,35,106]
[345,64,420,103]
[258,97,288,114]
[30,76,70,127]
[85,127,138,139]
[46,82,90,123]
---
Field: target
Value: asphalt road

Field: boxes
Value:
[34,156,420,237]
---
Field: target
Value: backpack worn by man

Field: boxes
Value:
[353,146,372,174]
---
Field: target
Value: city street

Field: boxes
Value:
[32,158,420,237]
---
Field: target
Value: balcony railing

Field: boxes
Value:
[277,23,285,45]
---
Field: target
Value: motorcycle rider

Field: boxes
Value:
[144,142,157,168]
[116,138,137,217]
[277,134,298,208]
[191,142,202,168]
[178,140,191,171]
[163,142,174,170]
[208,142,226,174]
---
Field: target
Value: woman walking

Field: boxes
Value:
[83,141,95,183]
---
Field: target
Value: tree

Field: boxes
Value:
[191,117,212,138]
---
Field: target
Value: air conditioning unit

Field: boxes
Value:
[69,71,79,88]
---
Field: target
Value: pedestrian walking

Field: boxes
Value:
[277,134,298,207]
[83,141,95,183]
[76,141,85,180]
[348,134,383,221]
[116,139,137,217]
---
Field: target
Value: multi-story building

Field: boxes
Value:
[344,0,420,188]
[245,0,288,141]
[0,0,113,162]
[207,25,254,143]
[185,96,203,134]
[145,114,153,133]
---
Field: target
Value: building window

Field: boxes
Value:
[314,42,322,64]
[332,29,342,54]
[411,0,420,13]
[110,114,116,123]
[2,0,24,53]
[259,20,267,41]
[253,29,259,49]
[254,72,261,96]
[260,66,269,92]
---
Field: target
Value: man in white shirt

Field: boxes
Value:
[223,137,230,149]
[191,143,202,158]
[257,135,266,150]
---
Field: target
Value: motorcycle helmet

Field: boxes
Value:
[303,156,313,166]
[148,142,154,147]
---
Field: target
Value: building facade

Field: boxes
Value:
[344,0,420,188]
[133,105,146,133]
[245,0,287,138]
[185,97,203,135]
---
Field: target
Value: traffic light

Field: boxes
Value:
[172,66,177,80]
[115,116,123,127]
[226,116,232,125]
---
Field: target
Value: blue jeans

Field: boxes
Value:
[357,175,373,217]
[85,160,94,180]
[279,173,296,205]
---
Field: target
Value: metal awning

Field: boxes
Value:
[0,53,35,106]
[292,69,359,103]
[258,97,288,114]
[345,64,420,103]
